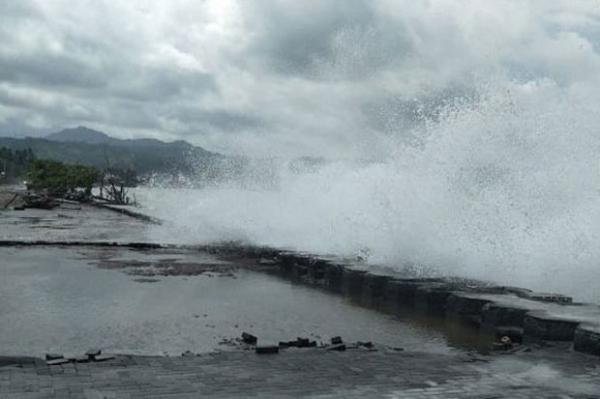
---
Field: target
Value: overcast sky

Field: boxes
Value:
[1,0,599,156]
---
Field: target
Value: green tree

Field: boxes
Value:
[27,159,98,195]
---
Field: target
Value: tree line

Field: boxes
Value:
[2,146,137,204]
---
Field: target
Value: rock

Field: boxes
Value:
[45,353,64,361]
[296,337,310,348]
[330,336,343,345]
[241,332,257,345]
[357,341,373,348]
[256,345,279,354]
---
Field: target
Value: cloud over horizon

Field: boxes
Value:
[1,0,599,156]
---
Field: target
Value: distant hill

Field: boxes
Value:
[0,127,221,177]
[46,126,116,145]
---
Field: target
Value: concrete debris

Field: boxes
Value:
[256,345,279,354]
[326,343,346,351]
[46,358,70,366]
[45,353,64,361]
[241,332,258,345]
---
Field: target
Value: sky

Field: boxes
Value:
[1,0,600,156]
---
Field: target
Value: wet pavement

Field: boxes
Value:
[0,246,467,357]
[0,206,150,243]
[2,200,600,397]
[1,346,599,398]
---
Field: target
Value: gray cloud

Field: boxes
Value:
[0,1,599,157]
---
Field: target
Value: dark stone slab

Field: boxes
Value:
[481,303,529,329]
[330,336,343,345]
[574,326,600,356]
[45,353,64,361]
[307,259,329,284]
[414,285,452,314]
[526,292,573,304]
[256,345,279,354]
[93,354,115,362]
[86,348,102,360]
[278,253,297,274]
[323,263,345,292]
[341,269,367,297]
[384,279,438,308]
[241,332,258,345]
[446,294,493,326]
[46,358,70,366]
[326,343,346,351]
[362,274,391,306]
[523,312,580,341]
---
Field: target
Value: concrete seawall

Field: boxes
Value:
[207,243,600,357]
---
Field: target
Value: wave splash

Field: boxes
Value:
[142,79,600,302]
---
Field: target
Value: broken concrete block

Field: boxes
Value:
[256,345,279,354]
[296,337,310,347]
[524,313,579,341]
[527,292,573,304]
[46,358,70,366]
[326,344,346,351]
[241,332,257,345]
[330,336,343,345]
[45,353,64,361]
[93,355,115,362]
[574,326,600,356]
[85,348,102,360]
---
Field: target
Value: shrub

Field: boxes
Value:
[27,159,99,195]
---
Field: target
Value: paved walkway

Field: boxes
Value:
[1,346,599,398]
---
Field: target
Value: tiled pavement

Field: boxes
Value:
[1,347,599,398]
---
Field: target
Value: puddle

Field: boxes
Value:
[0,246,487,357]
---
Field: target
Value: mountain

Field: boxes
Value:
[46,126,115,145]
[0,127,220,177]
